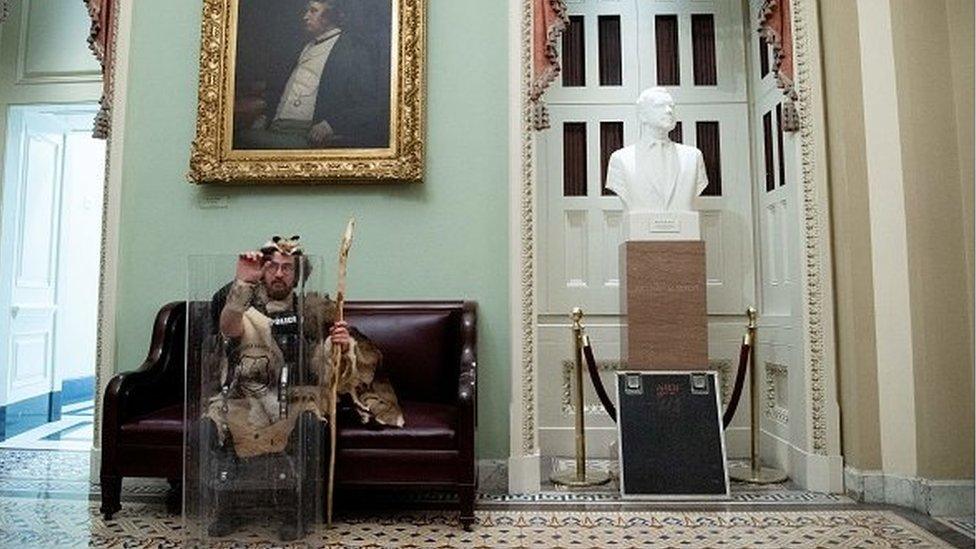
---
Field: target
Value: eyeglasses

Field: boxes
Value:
[263,262,296,274]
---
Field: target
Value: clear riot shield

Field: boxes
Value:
[184,254,325,545]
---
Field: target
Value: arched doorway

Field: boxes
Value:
[507,0,842,493]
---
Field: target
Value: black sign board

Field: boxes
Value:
[616,371,729,498]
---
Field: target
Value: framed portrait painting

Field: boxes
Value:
[189,0,426,183]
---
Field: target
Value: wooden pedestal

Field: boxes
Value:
[620,241,708,370]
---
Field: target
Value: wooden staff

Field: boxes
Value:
[326,218,355,527]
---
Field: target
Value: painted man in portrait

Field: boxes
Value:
[234,0,391,150]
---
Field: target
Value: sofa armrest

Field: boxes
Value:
[101,302,186,442]
[457,302,478,483]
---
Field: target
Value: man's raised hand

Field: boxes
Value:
[236,251,264,283]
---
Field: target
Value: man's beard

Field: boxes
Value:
[266,281,292,301]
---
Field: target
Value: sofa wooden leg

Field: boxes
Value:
[100,475,122,520]
[166,478,183,515]
[458,485,476,531]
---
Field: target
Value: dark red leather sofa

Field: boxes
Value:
[100,300,478,528]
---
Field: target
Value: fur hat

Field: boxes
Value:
[260,235,303,257]
[260,235,312,281]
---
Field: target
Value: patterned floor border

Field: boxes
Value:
[0,477,853,507]
[0,496,959,549]
[0,447,971,547]
[478,488,850,506]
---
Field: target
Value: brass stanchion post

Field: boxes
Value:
[550,308,611,488]
[729,307,788,484]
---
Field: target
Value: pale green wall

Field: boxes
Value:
[21,0,101,77]
[116,1,511,458]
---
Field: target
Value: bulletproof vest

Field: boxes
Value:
[267,309,301,368]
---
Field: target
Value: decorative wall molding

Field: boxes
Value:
[757,0,795,99]
[530,0,568,130]
[0,1,8,24]
[559,359,619,416]
[84,0,116,138]
[92,0,129,449]
[518,0,538,458]
[792,0,832,455]
[712,359,734,406]
[764,362,789,425]
[11,2,101,86]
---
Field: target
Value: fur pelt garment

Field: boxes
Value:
[205,281,403,458]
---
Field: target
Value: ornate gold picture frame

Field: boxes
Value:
[189,0,426,183]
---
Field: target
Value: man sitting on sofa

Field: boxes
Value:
[201,235,403,539]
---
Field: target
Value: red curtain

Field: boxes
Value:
[531,0,568,130]
[758,0,794,97]
[85,0,116,138]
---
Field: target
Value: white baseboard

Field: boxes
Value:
[507,453,541,494]
[845,466,975,516]
[763,430,844,493]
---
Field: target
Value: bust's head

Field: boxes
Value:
[636,87,677,134]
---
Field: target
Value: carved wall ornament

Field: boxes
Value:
[792,0,830,454]
[758,0,800,132]
[764,362,790,425]
[85,0,115,138]
[188,0,427,183]
[560,359,621,416]
[758,0,794,96]
[530,0,568,130]
[712,359,734,407]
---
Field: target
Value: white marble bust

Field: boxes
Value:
[605,88,709,215]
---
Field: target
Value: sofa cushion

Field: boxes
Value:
[339,400,456,451]
[119,404,184,447]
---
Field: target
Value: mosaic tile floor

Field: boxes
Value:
[0,448,971,548]
[0,499,962,548]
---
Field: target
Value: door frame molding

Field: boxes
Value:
[92,0,132,457]
[507,0,842,492]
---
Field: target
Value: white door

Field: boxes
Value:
[752,96,799,471]
[749,0,801,470]
[0,105,102,424]
[0,108,66,413]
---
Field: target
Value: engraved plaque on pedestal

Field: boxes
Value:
[624,211,701,241]
[620,241,708,370]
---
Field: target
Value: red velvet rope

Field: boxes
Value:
[582,335,752,430]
